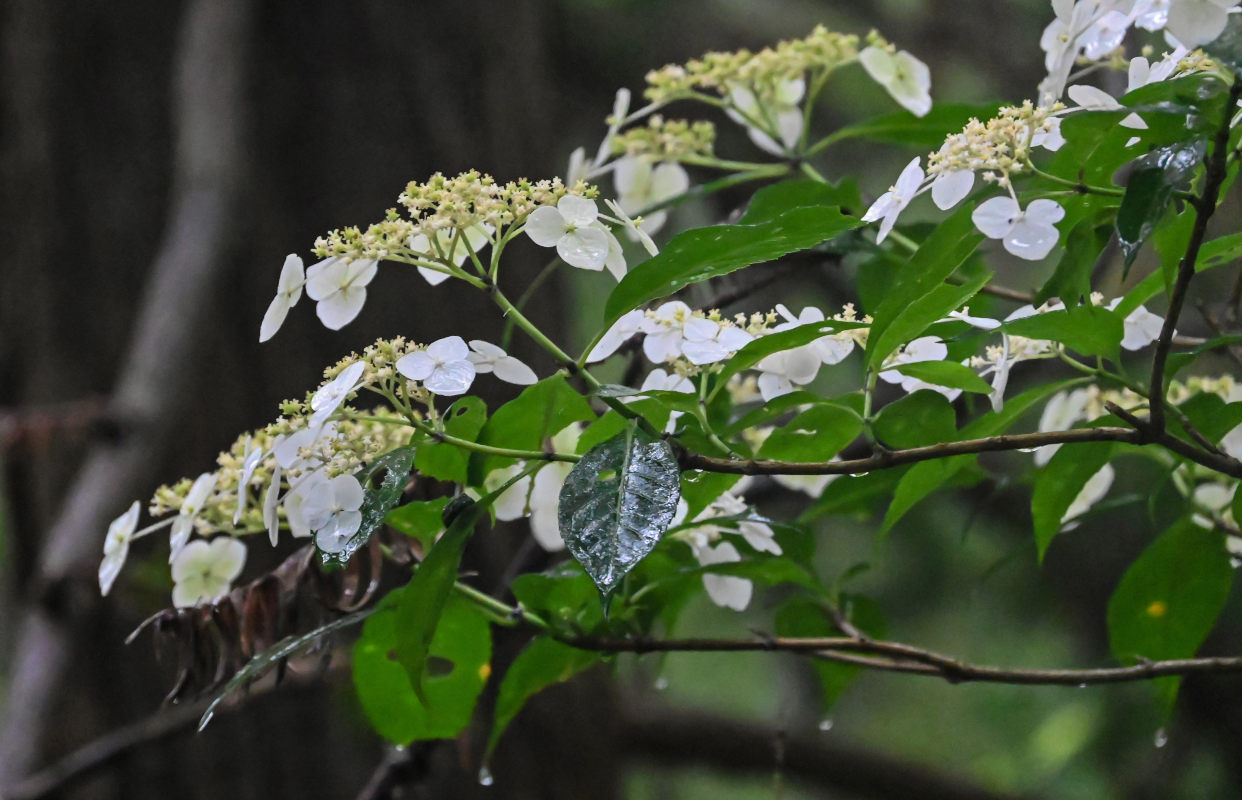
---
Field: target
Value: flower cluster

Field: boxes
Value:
[610,116,716,160]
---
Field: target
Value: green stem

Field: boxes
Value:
[799,162,829,183]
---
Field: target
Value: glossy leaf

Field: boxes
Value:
[885,360,993,394]
[386,497,452,549]
[319,446,416,568]
[1003,306,1123,361]
[393,499,481,699]
[558,423,682,596]
[485,637,599,760]
[873,391,957,449]
[467,376,595,486]
[1108,520,1231,711]
[757,404,862,461]
[1032,442,1116,561]
[353,596,491,745]
[737,179,862,223]
[1116,142,1204,276]
[603,206,863,326]
[415,396,487,484]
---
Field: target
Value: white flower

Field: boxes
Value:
[972,196,1065,260]
[1167,0,1236,46]
[305,257,379,330]
[396,335,477,396]
[1061,464,1115,530]
[1031,116,1066,151]
[1034,388,1091,466]
[755,347,822,401]
[1102,299,1166,350]
[99,501,141,596]
[408,224,493,285]
[309,361,367,428]
[639,301,692,363]
[1128,47,1187,91]
[171,537,247,608]
[233,436,266,525]
[697,541,752,611]
[302,474,366,553]
[259,254,306,342]
[264,463,283,545]
[774,304,856,364]
[586,309,645,363]
[603,199,659,257]
[679,318,754,365]
[702,492,782,555]
[467,340,538,385]
[488,464,533,523]
[524,195,611,270]
[170,472,217,559]
[879,336,961,400]
[946,308,1002,330]
[597,223,628,281]
[859,46,933,117]
[274,422,339,472]
[282,471,327,541]
[1192,481,1237,530]
[726,78,805,156]
[641,368,694,394]
[614,156,690,236]
[862,158,924,243]
[1067,84,1146,129]
[487,426,579,551]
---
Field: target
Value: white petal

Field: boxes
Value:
[1061,464,1115,527]
[558,227,610,270]
[1167,0,1230,47]
[493,356,538,385]
[1026,199,1066,225]
[259,294,292,343]
[207,536,248,582]
[613,155,650,198]
[396,350,436,381]
[1067,84,1123,111]
[602,228,627,280]
[931,170,974,210]
[315,286,367,330]
[428,335,469,363]
[894,157,925,196]
[758,371,793,401]
[343,258,379,288]
[524,206,566,247]
[557,195,600,227]
[1121,305,1165,350]
[417,265,451,286]
[265,463,283,545]
[304,258,346,300]
[468,339,506,362]
[330,474,366,512]
[587,311,644,362]
[425,361,476,396]
[277,254,305,300]
[972,196,1020,239]
[650,162,690,199]
[859,46,898,83]
[1004,220,1060,261]
[776,107,804,148]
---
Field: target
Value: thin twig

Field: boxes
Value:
[1148,76,1242,433]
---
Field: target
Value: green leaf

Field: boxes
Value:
[511,563,605,633]
[1202,14,1242,70]
[737,179,862,223]
[468,376,596,486]
[801,469,905,522]
[818,103,1001,151]
[353,596,491,745]
[1120,225,1242,316]
[718,321,866,385]
[880,379,1086,535]
[318,445,417,568]
[758,404,862,461]
[680,470,742,520]
[1108,520,1232,711]
[885,360,993,395]
[873,391,957,449]
[1039,215,1112,306]
[1032,442,1116,561]
[393,499,481,700]
[415,397,487,484]
[386,497,452,548]
[1003,306,1123,361]
[558,423,682,596]
[865,203,987,371]
[485,637,599,760]
[1116,142,1204,276]
[603,206,863,325]
[200,608,374,731]
[775,595,885,712]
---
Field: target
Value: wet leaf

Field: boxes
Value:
[414,397,486,484]
[558,423,681,596]
[467,376,595,486]
[319,446,416,568]
[1116,142,1204,277]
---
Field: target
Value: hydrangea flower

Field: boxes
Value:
[755,347,822,401]
[726,78,805,156]
[971,197,1065,260]
[99,501,141,596]
[233,436,266,525]
[640,301,692,363]
[586,310,645,363]
[524,195,611,271]
[467,340,538,385]
[1034,387,1091,466]
[303,474,366,553]
[696,541,751,611]
[171,536,247,608]
[170,472,217,559]
[305,256,379,330]
[613,156,690,236]
[309,361,367,428]
[859,46,932,116]
[879,336,961,400]
[396,335,477,396]
[679,318,754,365]
[1167,0,1236,46]
[862,158,923,243]
[259,254,305,342]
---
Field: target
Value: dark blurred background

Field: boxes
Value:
[4,1,1242,798]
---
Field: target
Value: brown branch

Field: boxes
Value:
[620,698,1035,800]
[1105,401,1242,477]
[564,633,1242,686]
[0,0,253,787]
[1147,75,1242,432]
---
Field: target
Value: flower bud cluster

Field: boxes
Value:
[611,116,716,160]
[643,25,860,104]
[927,101,1065,185]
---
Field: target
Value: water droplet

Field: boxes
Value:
[197,711,214,732]
[654,677,669,691]
[817,718,834,732]
[1154,728,1168,749]
[1077,683,1088,689]
[1229,556,1241,569]
[478,766,494,787]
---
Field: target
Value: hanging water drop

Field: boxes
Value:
[1154,728,1169,749]
[478,766,495,786]
[818,718,834,732]
[1077,683,1088,689]
[1230,556,1242,569]
[654,677,669,691]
